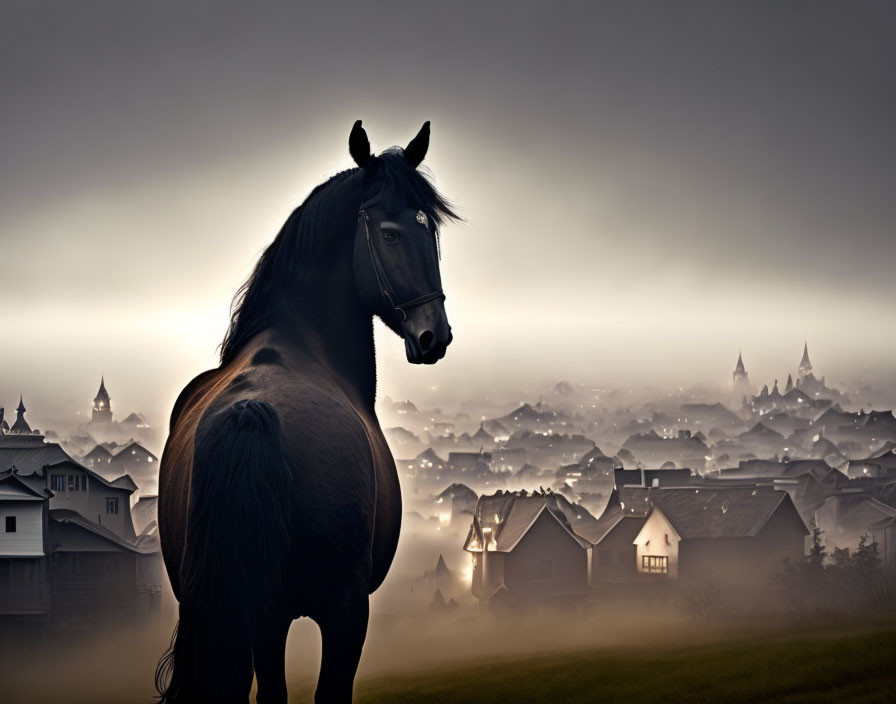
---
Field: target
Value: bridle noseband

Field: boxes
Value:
[357,194,445,322]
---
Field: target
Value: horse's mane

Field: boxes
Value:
[219,151,458,365]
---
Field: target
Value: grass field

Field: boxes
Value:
[320,623,896,704]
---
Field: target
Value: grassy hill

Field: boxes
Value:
[331,623,896,704]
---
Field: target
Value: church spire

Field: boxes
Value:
[799,341,813,379]
[732,350,750,392]
[92,376,113,423]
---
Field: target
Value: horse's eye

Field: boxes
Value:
[382,230,398,243]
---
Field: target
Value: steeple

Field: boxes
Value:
[732,350,750,392]
[785,374,793,393]
[92,376,113,423]
[10,395,33,434]
[799,341,813,379]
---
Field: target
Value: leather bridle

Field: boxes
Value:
[357,193,445,322]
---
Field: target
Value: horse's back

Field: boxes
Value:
[159,343,400,611]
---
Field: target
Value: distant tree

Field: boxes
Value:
[808,527,827,570]
[853,534,881,574]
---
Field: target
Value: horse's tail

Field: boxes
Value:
[156,400,293,703]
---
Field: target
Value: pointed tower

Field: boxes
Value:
[799,342,813,380]
[92,376,113,423]
[10,395,33,434]
[732,351,751,394]
[785,374,793,393]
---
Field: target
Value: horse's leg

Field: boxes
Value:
[253,616,292,704]
[314,589,369,703]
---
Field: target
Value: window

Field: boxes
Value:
[68,474,86,491]
[538,558,553,581]
[642,555,668,574]
[50,474,66,492]
[106,497,119,515]
[5,516,15,533]
[598,550,613,567]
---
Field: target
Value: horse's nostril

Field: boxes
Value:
[419,330,435,352]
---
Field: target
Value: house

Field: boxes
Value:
[621,429,710,472]
[48,509,161,632]
[814,490,896,550]
[578,488,650,586]
[433,483,478,526]
[81,443,114,468]
[464,490,590,612]
[0,416,162,648]
[631,487,809,584]
[0,468,52,653]
[43,459,138,541]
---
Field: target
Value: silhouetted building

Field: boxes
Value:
[91,377,112,424]
[798,341,813,381]
[732,351,751,395]
[464,490,590,612]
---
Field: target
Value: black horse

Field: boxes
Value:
[156,121,457,703]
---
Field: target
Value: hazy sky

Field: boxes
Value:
[1,1,894,427]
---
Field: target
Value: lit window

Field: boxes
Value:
[642,555,668,574]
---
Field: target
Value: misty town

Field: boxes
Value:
[2,341,896,667]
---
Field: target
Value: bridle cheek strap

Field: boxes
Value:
[358,209,445,322]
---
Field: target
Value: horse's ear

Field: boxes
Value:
[349,120,371,167]
[404,121,430,169]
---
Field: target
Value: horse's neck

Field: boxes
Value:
[277,299,378,415]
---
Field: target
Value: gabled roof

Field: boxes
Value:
[463,491,590,553]
[739,423,785,441]
[435,483,477,503]
[0,441,73,475]
[0,468,52,500]
[50,509,156,554]
[471,424,495,443]
[83,444,114,460]
[415,448,447,464]
[111,440,158,460]
[648,487,808,539]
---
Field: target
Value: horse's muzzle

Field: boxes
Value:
[402,299,452,365]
